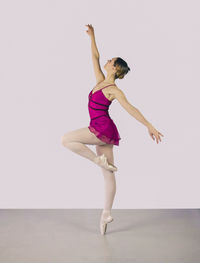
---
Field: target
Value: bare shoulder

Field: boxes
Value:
[109,85,128,101]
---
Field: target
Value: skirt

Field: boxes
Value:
[88,115,121,146]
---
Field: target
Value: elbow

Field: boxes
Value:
[92,53,99,58]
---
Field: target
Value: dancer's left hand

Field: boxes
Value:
[147,124,164,144]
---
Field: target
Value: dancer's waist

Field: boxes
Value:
[89,114,111,121]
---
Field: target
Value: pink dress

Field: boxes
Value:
[88,84,121,146]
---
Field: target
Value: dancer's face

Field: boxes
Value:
[104,57,118,75]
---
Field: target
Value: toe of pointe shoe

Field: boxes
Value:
[100,216,114,235]
[100,222,107,235]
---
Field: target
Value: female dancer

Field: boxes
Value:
[61,24,164,235]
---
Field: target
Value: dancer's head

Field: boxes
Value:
[104,57,131,80]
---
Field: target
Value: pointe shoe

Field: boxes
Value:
[97,154,118,172]
[100,215,114,235]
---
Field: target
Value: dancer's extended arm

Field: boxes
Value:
[111,87,164,143]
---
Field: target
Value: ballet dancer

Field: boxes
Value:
[61,24,164,235]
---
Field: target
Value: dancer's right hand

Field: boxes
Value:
[85,24,95,37]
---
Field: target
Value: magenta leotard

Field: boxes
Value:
[88,84,121,146]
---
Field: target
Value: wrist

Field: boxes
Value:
[146,122,153,128]
[90,34,95,39]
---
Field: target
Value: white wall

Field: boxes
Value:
[0,0,199,208]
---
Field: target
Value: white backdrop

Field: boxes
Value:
[0,0,199,208]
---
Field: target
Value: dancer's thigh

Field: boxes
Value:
[95,144,114,165]
[62,127,107,146]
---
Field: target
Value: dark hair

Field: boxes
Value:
[114,57,131,80]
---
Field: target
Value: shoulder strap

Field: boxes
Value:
[102,84,116,90]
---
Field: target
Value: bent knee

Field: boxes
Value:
[61,134,72,146]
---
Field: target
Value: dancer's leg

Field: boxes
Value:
[96,144,116,218]
[61,127,106,164]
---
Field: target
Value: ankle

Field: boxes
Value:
[102,209,111,217]
[103,209,111,213]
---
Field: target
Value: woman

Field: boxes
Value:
[61,24,164,235]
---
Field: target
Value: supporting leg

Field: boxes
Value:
[96,144,116,214]
[96,144,117,234]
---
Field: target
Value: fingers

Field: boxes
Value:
[155,134,158,143]
[156,133,162,143]
[157,131,164,143]
[155,133,160,143]
[150,131,162,143]
[85,24,93,27]
[149,127,164,144]
[150,133,155,141]
[154,129,164,143]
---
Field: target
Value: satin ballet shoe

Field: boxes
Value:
[100,215,114,235]
[96,154,118,172]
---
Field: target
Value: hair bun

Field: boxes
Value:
[114,57,131,80]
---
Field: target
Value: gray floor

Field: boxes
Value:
[0,209,200,263]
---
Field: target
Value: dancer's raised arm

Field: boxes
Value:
[85,24,105,84]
